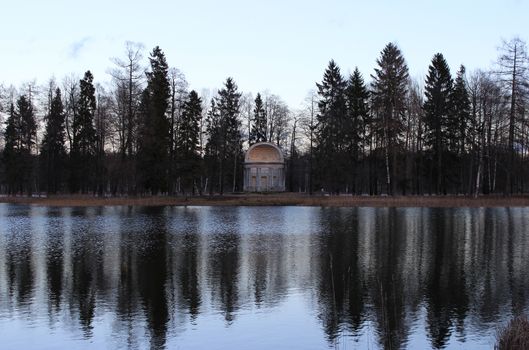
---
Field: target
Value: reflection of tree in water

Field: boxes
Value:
[7,229,33,308]
[253,242,267,307]
[314,208,413,349]
[316,209,365,341]
[505,209,529,316]
[167,208,202,322]
[115,206,142,349]
[367,208,410,350]
[71,208,106,338]
[1,206,529,349]
[247,232,288,309]
[177,232,201,319]
[424,209,469,349]
[136,208,169,350]
[46,213,64,311]
[311,207,529,350]
[208,230,240,323]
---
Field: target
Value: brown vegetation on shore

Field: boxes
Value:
[496,315,529,350]
[2,193,529,207]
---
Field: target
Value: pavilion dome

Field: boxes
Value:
[244,142,284,164]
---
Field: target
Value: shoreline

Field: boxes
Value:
[2,193,529,207]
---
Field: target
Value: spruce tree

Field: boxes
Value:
[41,88,66,193]
[177,90,202,193]
[137,46,171,194]
[249,93,266,144]
[315,60,347,192]
[204,98,221,194]
[344,67,369,192]
[450,65,471,156]
[3,103,21,194]
[17,95,37,155]
[70,71,97,193]
[2,96,36,194]
[371,43,409,195]
[423,53,453,194]
[448,65,471,194]
[216,77,242,193]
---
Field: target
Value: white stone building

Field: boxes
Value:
[243,142,285,192]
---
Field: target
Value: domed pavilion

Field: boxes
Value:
[243,142,285,192]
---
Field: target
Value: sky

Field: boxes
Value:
[1,0,529,108]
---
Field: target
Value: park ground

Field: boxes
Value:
[2,193,529,207]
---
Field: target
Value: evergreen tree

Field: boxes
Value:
[204,98,221,194]
[315,60,347,192]
[70,71,97,193]
[216,77,242,193]
[18,95,37,155]
[450,65,471,156]
[3,103,21,194]
[249,93,266,144]
[41,88,66,193]
[137,46,171,194]
[344,67,370,192]
[177,90,202,193]
[2,96,36,194]
[447,65,471,194]
[371,43,409,195]
[423,53,453,194]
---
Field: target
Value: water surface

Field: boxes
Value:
[0,204,528,349]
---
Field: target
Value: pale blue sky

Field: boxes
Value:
[1,0,528,107]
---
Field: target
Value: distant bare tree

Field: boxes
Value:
[405,78,424,194]
[62,74,80,152]
[263,93,290,148]
[239,92,254,148]
[0,84,6,149]
[495,37,529,194]
[468,70,509,196]
[94,84,113,195]
[109,41,145,157]
[168,67,188,194]
[298,90,318,194]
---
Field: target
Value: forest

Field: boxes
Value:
[0,38,528,196]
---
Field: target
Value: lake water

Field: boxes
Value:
[0,204,528,349]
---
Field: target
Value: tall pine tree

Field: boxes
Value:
[3,103,21,194]
[344,67,369,193]
[423,53,453,194]
[41,88,66,194]
[371,43,409,195]
[204,78,242,194]
[204,98,221,194]
[177,90,202,193]
[249,93,266,144]
[70,71,97,193]
[216,77,242,193]
[137,46,171,194]
[315,60,347,192]
[3,96,36,194]
[450,65,471,156]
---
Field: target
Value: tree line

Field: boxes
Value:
[1,38,528,196]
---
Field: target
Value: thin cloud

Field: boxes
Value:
[69,37,93,59]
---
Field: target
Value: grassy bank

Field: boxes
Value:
[2,193,529,207]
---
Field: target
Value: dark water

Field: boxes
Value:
[0,205,528,350]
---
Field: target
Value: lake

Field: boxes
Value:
[0,204,527,349]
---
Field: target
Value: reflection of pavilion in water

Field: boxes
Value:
[243,142,285,192]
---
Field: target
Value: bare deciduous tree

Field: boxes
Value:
[495,37,529,194]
